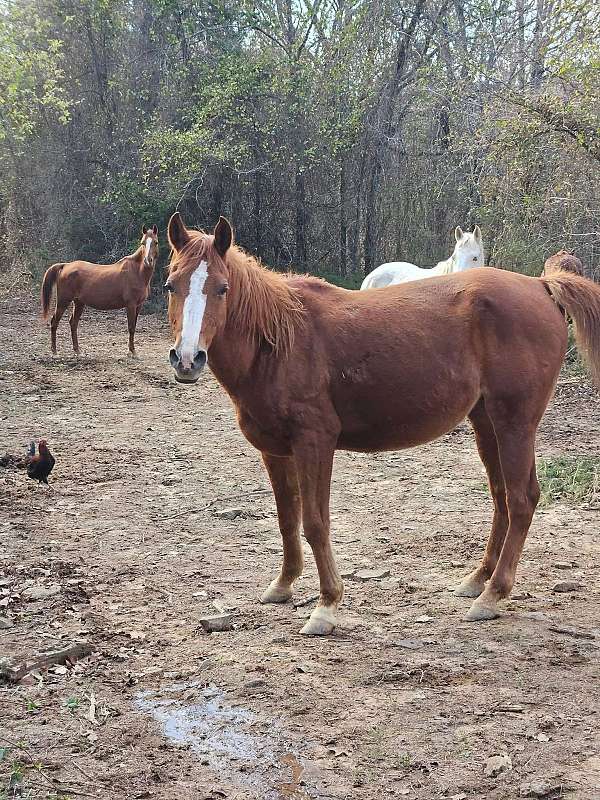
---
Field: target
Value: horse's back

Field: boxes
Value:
[314,267,565,374]
[53,257,134,308]
[360,264,393,289]
[361,261,424,289]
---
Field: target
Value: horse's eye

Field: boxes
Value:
[165,282,174,293]
[218,284,228,297]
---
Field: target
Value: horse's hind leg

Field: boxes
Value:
[259,453,303,604]
[50,298,69,354]
[456,399,508,598]
[69,301,85,354]
[466,417,539,621]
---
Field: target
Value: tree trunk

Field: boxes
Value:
[295,167,306,270]
[211,171,224,223]
[363,159,380,275]
[339,157,348,277]
[253,170,263,257]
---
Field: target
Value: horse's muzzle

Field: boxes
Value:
[169,348,206,384]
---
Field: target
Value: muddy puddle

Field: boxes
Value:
[135,682,311,799]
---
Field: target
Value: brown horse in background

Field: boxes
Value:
[542,249,584,277]
[41,225,159,355]
[164,212,600,636]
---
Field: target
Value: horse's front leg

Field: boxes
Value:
[293,436,343,636]
[260,453,303,604]
[126,304,138,355]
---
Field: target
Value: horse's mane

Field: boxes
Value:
[227,246,305,354]
[170,231,304,354]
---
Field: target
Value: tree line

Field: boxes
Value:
[1,0,599,289]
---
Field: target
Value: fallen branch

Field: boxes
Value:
[1,641,93,683]
[549,624,595,640]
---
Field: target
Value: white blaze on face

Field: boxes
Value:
[179,261,209,367]
[145,236,152,259]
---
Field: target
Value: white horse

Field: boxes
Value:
[361,226,484,289]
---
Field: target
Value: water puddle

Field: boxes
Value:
[135,682,311,799]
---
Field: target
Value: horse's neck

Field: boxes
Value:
[208,253,302,394]
[130,247,154,281]
[208,326,258,394]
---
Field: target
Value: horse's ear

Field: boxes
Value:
[152,224,158,235]
[214,216,233,257]
[168,212,190,251]
[142,225,148,235]
[455,226,464,242]
[473,225,482,243]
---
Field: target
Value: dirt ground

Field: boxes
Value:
[1,292,599,800]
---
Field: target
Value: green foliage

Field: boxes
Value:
[317,271,363,289]
[65,696,80,713]
[0,0,598,280]
[24,698,39,713]
[537,455,600,506]
[0,4,70,149]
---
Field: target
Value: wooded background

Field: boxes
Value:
[1,0,599,287]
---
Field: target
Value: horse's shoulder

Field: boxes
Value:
[117,256,138,272]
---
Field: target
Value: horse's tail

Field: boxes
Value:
[41,263,65,319]
[542,272,600,388]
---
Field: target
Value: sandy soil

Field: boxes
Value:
[0,295,599,800]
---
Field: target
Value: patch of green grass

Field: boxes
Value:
[24,698,39,714]
[1,759,24,796]
[64,697,80,713]
[537,456,600,507]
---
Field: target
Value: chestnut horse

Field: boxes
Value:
[41,225,159,355]
[542,249,584,277]
[164,212,600,636]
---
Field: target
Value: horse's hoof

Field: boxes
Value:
[300,605,337,636]
[465,599,500,622]
[455,573,486,598]
[260,581,293,604]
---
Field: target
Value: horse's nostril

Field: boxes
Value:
[169,348,180,369]
[193,350,207,368]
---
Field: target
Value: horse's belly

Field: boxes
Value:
[337,408,471,451]
[333,373,480,452]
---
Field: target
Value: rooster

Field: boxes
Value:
[26,440,55,484]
